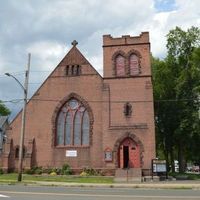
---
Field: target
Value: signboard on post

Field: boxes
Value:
[152,159,167,180]
[152,159,167,173]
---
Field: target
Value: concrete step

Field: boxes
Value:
[114,168,142,183]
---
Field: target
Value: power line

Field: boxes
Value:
[0,70,51,78]
[1,98,199,104]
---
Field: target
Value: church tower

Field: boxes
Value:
[103,32,151,78]
[102,32,155,177]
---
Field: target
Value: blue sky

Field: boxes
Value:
[0,0,199,119]
[154,0,177,12]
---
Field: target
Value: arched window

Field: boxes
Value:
[115,55,125,76]
[124,102,132,117]
[129,54,140,75]
[56,98,90,146]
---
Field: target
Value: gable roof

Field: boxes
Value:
[9,43,102,124]
[60,45,90,65]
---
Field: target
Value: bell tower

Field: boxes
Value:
[103,32,151,78]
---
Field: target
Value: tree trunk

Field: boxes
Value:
[164,149,170,173]
[170,147,175,173]
[178,142,186,173]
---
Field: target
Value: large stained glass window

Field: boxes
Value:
[56,98,90,146]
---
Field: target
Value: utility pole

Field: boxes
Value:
[18,53,31,182]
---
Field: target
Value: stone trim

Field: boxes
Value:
[109,123,148,130]
[111,50,127,76]
[112,49,142,77]
[127,49,142,76]
[51,93,94,148]
[127,49,142,58]
[113,132,144,168]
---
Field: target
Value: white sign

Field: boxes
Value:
[66,150,77,157]
[152,159,167,172]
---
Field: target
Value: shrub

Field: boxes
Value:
[34,166,43,175]
[0,168,4,175]
[51,167,62,175]
[82,167,99,176]
[24,166,43,175]
[42,167,52,174]
[24,168,34,175]
[50,172,57,176]
[61,163,72,175]
[80,171,88,176]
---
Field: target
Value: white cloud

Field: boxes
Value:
[0,0,200,118]
[27,41,68,70]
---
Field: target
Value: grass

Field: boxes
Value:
[169,172,200,180]
[0,173,114,184]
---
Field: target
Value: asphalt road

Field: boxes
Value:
[0,185,200,200]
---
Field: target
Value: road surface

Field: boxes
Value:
[0,185,200,199]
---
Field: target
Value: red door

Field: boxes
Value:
[118,138,140,168]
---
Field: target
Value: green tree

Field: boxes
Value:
[153,26,200,173]
[152,56,180,172]
[0,100,10,116]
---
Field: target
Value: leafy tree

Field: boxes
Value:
[152,56,180,172]
[153,26,200,173]
[0,100,10,116]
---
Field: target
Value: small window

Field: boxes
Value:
[66,65,70,76]
[116,55,125,76]
[76,65,81,75]
[71,65,75,75]
[124,102,132,117]
[66,65,81,76]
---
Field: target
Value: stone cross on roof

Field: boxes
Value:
[71,40,78,47]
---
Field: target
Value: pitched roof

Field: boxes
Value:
[59,45,90,66]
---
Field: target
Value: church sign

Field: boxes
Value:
[152,159,167,173]
[104,148,113,162]
[66,150,77,157]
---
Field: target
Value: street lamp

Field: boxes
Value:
[5,53,31,181]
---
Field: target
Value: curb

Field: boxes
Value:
[1,181,200,189]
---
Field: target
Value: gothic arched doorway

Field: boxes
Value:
[118,137,140,168]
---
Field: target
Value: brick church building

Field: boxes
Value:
[2,32,155,176]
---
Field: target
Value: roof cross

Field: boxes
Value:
[71,40,78,47]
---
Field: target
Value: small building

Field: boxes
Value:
[2,32,155,176]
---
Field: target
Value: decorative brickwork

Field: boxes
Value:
[113,132,144,168]
[111,49,142,77]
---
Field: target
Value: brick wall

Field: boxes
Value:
[3,33,155,174]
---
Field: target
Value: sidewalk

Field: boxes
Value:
[2,180,200,189]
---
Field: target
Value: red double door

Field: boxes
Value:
[118,137,140,168]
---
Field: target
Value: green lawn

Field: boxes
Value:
[169,172,200,180]
[0,173,114,184]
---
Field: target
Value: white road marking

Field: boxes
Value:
[0,194,9,198]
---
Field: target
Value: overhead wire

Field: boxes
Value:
[1,98,199,104]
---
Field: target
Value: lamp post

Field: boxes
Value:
[5,53,31,181]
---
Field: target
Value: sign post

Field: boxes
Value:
[152,159,167,180]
